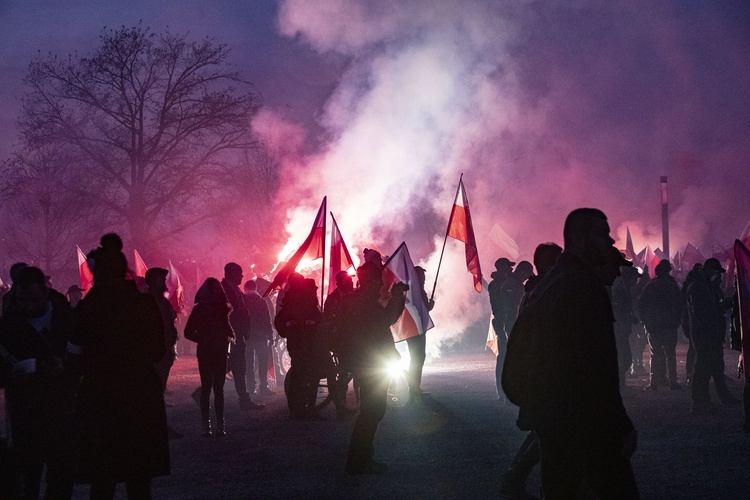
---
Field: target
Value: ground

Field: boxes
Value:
[3,339,750,499]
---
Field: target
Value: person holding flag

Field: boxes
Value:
[405,266,435,404]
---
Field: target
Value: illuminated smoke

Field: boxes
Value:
[254,0,750,353]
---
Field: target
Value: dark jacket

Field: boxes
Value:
[184,302,234,356]
[274,288,323,359]
[517,252,633,436]
[687,273,726,344]
[334,288,405,373]
[246,292,273,342]
[221,278,251,339]
[637,275,682,331]
[70,280,169,483]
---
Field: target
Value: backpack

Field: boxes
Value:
[501,300,543,409]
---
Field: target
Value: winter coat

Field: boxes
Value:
[687,274,726,344]
[221,279,251,339]
[184,302,234,357]
[637,275,682,331]
[70,280,169,483]
[274,288,323,360]
[246,292,273,342]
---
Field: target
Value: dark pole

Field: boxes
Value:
[661,176,670,259]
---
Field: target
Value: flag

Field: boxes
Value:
[654,247,669,262]
[486,311,499,356]
[489,223,520,261]
[267,344,277,388]
[741,220,750,249]
[625,227,640,267]
[328,212,355,294]
[265,197,326,295]
[383,242,435,342]
[77,245,94,292]
[133,250,149,278]
[643,246,660,278]
[166,261,186,315]
[681,243,706,272]
[734,240,750,377]
[673,251,682,272]
[446,177,483,292]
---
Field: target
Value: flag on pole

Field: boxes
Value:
[383,242,434,342]
[643,245,660,278]
[133,250,149,278]
[625,227,641,267]
[740,220,750,249]
[267,344,277,388]
[489,223,520,261]
[486,311,499,356]
[446,177,483,292]
[166,261,186,315]
[77,245,94,292]
[734,240,750,377]
[681,243,706,272]
[328,213,355,294]
[265,197,327,296]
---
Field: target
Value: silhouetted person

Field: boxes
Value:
[243,279,275,396]
[630,270,651,377]
[337,261,407,475]
[69,233,169,499]
[488,257,515,401]
[66,285,84,308]
[0,266,76,499]
[499,242,561,497]
[1,262,28,316]
[406,265,435,403]
[611,265,640,388]
[638,260,683,390]
[687,258,740,414]
[511,208,638,498]
[323,271,357,419]
[184,278,235,437]
[681,263,703,386]
[275,276,326,420]
[221,262,264,410]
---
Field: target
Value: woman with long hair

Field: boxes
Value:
[184,278,235,437]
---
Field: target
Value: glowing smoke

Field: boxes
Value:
[255,0,750,354]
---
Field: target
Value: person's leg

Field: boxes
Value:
[537,431,582,500]
[686,335,696,384]
[709,342,737,404]
[346,371,389,473]
[245,340,258,394]
[664,329,680,387]
[213,353,227,435]
[647,331,667,387]
[229,337,249,398]
[500,432,541,494]
[579,433,639,500]
[125,477,152,500]
[691,338,713,411]
[89,480,117,500]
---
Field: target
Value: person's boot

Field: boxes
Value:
[215,416,226,437]
[201,409,212,437]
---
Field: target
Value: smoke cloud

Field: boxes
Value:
[252,0,750,354]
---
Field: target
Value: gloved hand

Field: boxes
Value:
[392,281,409,294]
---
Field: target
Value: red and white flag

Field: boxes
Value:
[77,245,93,292]
[734,240,750,376]
[681,243,706,272]
[446,176,483,292]
[166,261,186,315]
[643,245,660,278]
[383,242,434,342]
[265,197,327,295]
[328,213,355,294]
[133,250,149,278]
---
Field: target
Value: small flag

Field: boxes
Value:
[681,243,706,272]
[486,311,499,356]
[383,242,435,342]
[267,344,277,387]
[133,250,149,278]
[625,227,640,267]
[265,197,327,295]
[77,245,94,292]
[167,261,186,315]
[446,176,483,292]
[489,223,520,261]
[328,213,355,294]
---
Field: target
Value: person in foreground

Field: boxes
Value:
[69,234,169,499]
[506,208,639,499]
[336,261,407,475]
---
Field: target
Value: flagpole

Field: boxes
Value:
[430,174,463,303]
[320,197,327,309]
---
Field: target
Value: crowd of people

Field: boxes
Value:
[0,207,747,498]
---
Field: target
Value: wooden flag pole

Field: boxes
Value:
[430,173,463,303]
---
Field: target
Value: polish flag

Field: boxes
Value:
[734,240,750,376]
[446,176,483,292]
[643,246,660,278]
[486,312,499,356]
[265,197,326,295]
[681,243,706,272]
[166,261,186,315]
[77,245,94,292]
[133,250,149,278]
[383,242,434,342]
[328,213,355,294]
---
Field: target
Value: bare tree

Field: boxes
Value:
[18,25,261,252]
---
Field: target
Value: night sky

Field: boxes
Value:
[2,1,749,346]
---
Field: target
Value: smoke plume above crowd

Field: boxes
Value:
[251,1,750,352]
